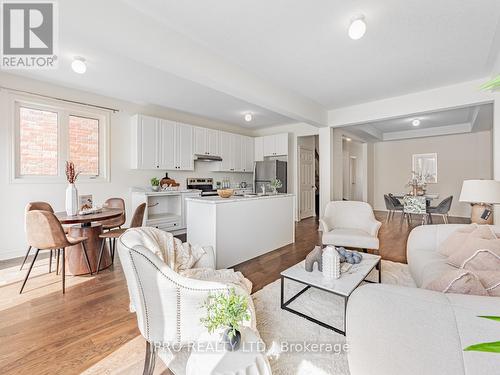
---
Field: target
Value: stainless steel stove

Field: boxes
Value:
[186,178,218,196]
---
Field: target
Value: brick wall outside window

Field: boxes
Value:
[19,107,58,175]
[69,115,99,175]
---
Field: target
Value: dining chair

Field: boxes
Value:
[427,196,453,224]
[21,210,93,294]
[384,194,403,222]
[96,203,146,273]
[402,195,427,225]
[22,202,66,272]
[100,198,126,230]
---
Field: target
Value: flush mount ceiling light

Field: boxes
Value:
[71,57,87,74]
[348,16,366,40]
[244,113,253,122]
[344,137,352,142]
[412,118,421,127]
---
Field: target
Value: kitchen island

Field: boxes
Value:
[186,194,295,268]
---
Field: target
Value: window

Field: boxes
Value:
[19,107,58,176]
[11,95,109,182]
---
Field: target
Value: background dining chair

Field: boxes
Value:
[427,195,453,224]
[21,202,64,272]
[384,194,403,222]
[96,203,146,273]
[100,198,126,231]
[21,210,93,294]
[402,195,427,225]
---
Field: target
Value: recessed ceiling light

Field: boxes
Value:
[348,16,366,40]
[412,119,421,127]
[244,113,253,122]
[71,57,87,74]
[344,137,352,142]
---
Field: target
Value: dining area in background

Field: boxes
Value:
[384,193,453,225]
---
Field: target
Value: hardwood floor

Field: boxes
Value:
[0,213,466,374]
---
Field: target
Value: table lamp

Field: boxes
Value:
[459,180,500,224]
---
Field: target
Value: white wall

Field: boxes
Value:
[372,131,492,217]
[0,73,254,260]
[342,140,364,201]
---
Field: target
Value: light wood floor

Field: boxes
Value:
[0,212,467,374]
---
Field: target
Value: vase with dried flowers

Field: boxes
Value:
[65,161,81,216]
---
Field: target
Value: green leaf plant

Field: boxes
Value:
[480,75,500,91]
[201,288,251,339]
[464,316,500,354]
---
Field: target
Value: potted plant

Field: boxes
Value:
[201,288,251,351]
[150,177,160,192]
[65,161,81,216]
[270,178,283,194]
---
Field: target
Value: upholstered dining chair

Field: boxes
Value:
[100,198,126,230]
[21,210,93,294]
[21,202,66,271]
[383,194,403,222]
[96,203,146,273]
[427,195,453,224]
[320,201,381,253]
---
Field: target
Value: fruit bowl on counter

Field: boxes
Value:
[217,189,234,198]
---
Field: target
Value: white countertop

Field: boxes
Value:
[186,193,294,204]
[131,187,201,196]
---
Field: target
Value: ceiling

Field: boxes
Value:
[344,103,493,142]
[7,0,500,128]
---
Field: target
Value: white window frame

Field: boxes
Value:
[9,92,110,183]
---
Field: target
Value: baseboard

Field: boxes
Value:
[374,210,470,221]
[0,248,26,261]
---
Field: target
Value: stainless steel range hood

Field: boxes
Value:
[194,154,223,162]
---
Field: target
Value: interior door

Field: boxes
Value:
[140,115,159,169]
[299,147,315,219]
[176,123,194,170]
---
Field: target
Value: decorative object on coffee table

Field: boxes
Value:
[304,245,323,272]
[65,161,80,216]
[201,288,251,351]
[322,246,340,279]
[337,247,363,264]
[186,327,272,375]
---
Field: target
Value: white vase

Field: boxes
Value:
[65,183,78,216]
[322,246,341,279]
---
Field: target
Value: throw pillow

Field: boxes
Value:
[424,269,489,296]
[438,224,478,257]
[447,235,500,268]
[474,271,500,297]
[460,248,500,271]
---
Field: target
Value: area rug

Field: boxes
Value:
[83,260,415,375]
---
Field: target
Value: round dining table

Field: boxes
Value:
[55,208,123,276]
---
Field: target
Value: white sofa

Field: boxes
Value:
[320,201,381,251]
[347,224,500,375]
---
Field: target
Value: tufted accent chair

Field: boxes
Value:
[117,228,255,375]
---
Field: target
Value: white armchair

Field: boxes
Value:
[320,201,381,251]
[117,228,255,375]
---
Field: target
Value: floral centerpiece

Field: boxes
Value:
[406,171,433,196]
[201,288,251,351]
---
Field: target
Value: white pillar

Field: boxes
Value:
[319,127,332,217]
[493,93,500,224]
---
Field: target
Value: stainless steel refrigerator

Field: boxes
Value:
[253,160,287,193]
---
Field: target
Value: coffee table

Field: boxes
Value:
[280,251,381,335]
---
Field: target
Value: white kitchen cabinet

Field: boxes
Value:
[131,115,193,170]
[231,134,243,172]
[193,127,220,156]
[254,136,264,162]
[218,131,233,171]
[218,132,249,172]
[242,136,254,172]
[262,133,288,157]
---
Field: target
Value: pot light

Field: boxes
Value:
[244,113,253,122]
[412,119,421,127]
[71,57,87,74]
[344,137,352,142]
[348,16,366,40]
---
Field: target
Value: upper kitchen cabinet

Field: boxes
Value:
[261,133,289,157]
[254,136,264,162]
[242,136,254,172]
[193,127,220,156]
[131,114,194,171]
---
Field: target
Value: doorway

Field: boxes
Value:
[342,137,364,201]
[297,135,319,220]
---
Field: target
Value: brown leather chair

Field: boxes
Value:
[96,203,146,273]
[100,198,126,230]
[21,210,93,294]
[22,202,66,271]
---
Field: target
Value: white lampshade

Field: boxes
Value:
[459,180,500,204]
